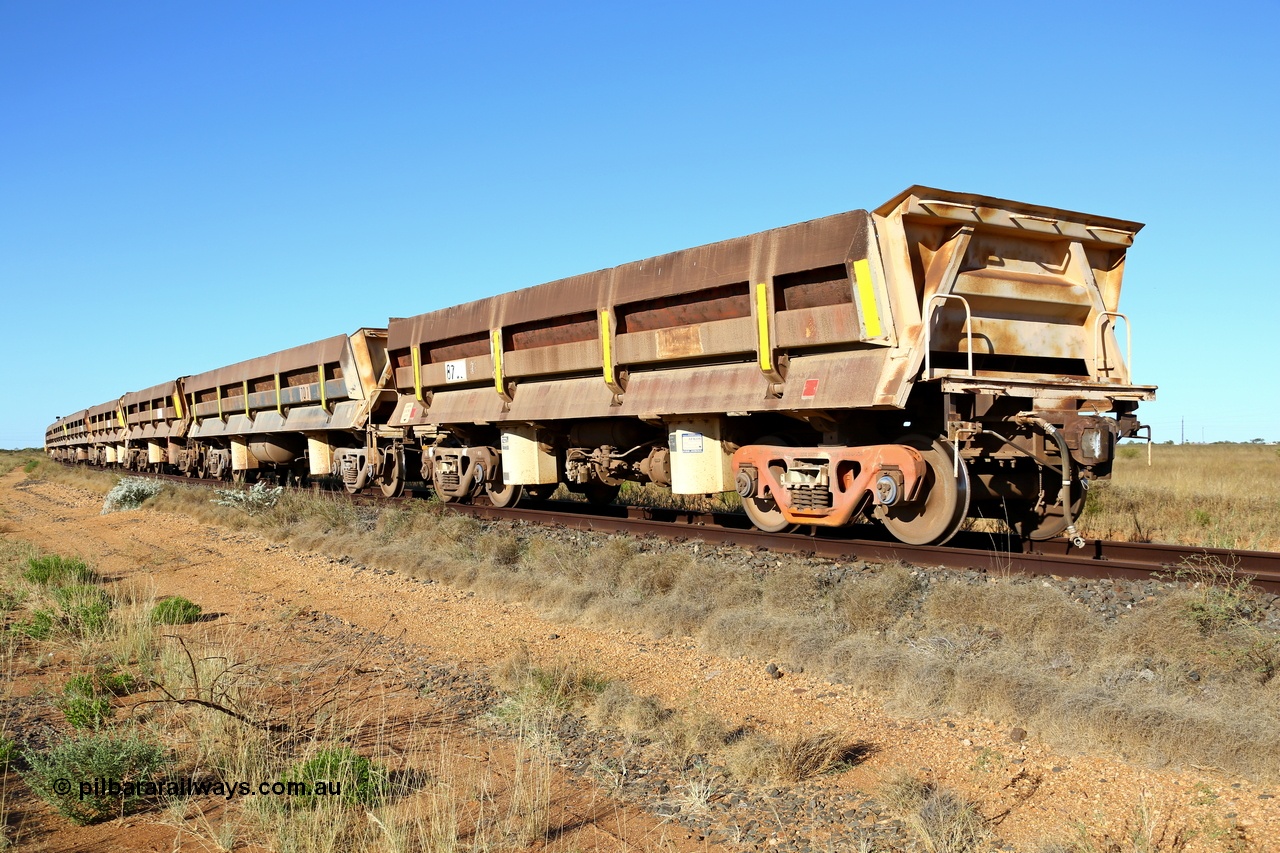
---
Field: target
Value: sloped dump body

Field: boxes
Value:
[84,399,125,466]
[387,208,891,426]
[44,411,88,463]
[381,186,1154,544]
[181,329,391,481]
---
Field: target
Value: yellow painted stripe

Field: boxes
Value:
[274,373,282,415]
[411,347,423,402]
[242,380,250,416]
[853,258,882,339]
[189,393,199,425]
[115,407,126,429]
[755,283,773,374]
[599,308,615,387]
[172,391,183,419]
[490,328,505,397]
[317,364,327,410]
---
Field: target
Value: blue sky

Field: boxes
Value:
[2,1,1277,447]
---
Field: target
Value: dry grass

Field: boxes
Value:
[1080,443,1280,550]
[1035,790,1202,853]
[21,462,1280,784]
[877,770,989,853]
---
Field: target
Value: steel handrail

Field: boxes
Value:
[1092,311,1131,380]
[923,293,974,379]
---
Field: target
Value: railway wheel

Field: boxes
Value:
[379,450,406,498]
[739,435,798,534]
[485,481,523,507]
[581,481,621,505]
[742,489,791,533]
[877,436,970,546]
[1003,465,1086,541]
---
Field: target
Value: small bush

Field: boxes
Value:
[0,734,15,769]
[213,481,283,516]
[94,666,139,696]
[23,730,168,824]
[102,477,163,514]
[61,676,113,730]
[282,747,388,808]
[23,459,40,473]
[151,596,202,625]
[22,555,98,586]
[879,771,989,853]
[15,609,55,640]
[495,653,610,712]
[52,584,112,637]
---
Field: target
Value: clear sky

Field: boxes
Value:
[2,1,1277,447]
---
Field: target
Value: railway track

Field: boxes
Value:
[107,465,1280,595]
[446,499,1280,594]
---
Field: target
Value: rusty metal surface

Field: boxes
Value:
[122,381,180,409]
[387,210,875,396]
[183,334,352,395]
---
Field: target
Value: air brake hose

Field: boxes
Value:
[1013,415,1085,549]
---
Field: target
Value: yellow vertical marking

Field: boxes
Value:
[317,364,328,411]
[217,388,224,420]
[172,391,183,419]
[242,380,250,416]
[853,258,882,339]
[189,393,199,426]
[490,329,505,397]
[599,308,615,387]
[115,407,126,429]
[411,347,423,402]
[274,373,282,415]
[755,283,773,374]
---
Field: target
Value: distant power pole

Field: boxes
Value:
[1181,417,1185,445]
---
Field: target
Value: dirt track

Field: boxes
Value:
[1,470,1275,851]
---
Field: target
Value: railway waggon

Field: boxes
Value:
[44,186,1156,547]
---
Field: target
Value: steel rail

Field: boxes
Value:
[67,465,1280,594]
[446,501,1280,594]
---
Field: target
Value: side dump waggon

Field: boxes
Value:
[46,186,1155,546]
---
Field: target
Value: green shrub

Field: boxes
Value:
[61,676,113,730]
[23,730,168,824]
[150,596,202,625]
[23,459,40,474]
[282,747,388,808]
[0,734,15,769]
[15,609,55,640]
[22,555,98,586]
[101,477,162,514]
[52,585,112,637]
[94,666,139,696]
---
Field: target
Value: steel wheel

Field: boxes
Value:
[877,436,970,546]
[743,489,791,533]
[486,481,523,507]
[1004,467,1086,541]
[581,481,620,505]
[379,450,405,498]
[740,435,798,533]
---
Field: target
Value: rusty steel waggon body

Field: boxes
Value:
[45,186,1155,547]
